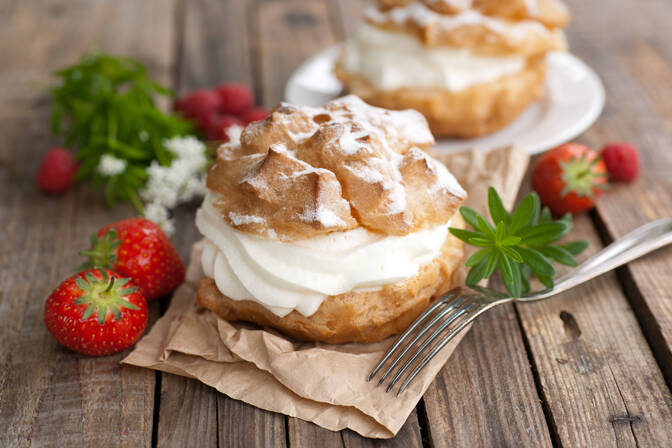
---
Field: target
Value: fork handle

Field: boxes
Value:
[518,217,672,302]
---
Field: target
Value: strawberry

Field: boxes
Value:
[240,107,269,124]
[36,147,78,194]
[174,89,223,132]
[44,268,148,356]
[600,141,640,182]
[80,218,186,301]
[207,114,244,141]
[216,83,254,115]
[532,143,609,216]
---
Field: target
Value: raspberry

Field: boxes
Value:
[207,114,244,141]
[36,147,77,194]
[600,142,640,182]
[216,83,254,115]
[240,107,269,124]
[174,90,222,132]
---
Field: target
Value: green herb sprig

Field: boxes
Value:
[50,52,194,209]
[449,187,588,297]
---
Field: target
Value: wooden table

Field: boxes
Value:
[2,0,672,446]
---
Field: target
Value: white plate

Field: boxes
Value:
[285,47,605,154]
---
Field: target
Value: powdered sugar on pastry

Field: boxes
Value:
[203,95,465,240]
[523,0,538,16]
[366,2,551,41]
[426,0,473,10]
[195,96,467,319]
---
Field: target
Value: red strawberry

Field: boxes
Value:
[207,114,244,141]
[532,143,609,215]
[44,268,148,356]
[216,83,254,115]
[240,107,269,124]
[80,218,186,301]
[600,141,640,182]
[36,147,78,194]
[174,89,223,132]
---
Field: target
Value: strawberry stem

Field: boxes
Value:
[73,270,140,325]
[105,277,115,293]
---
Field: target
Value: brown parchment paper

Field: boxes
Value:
[122,145,530,439]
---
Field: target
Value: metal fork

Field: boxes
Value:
[369,217,672,395]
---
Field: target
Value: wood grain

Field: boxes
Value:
[0,0,178,446]
[564,0,672,387]
[516,215,672,446]
[256,0,339,107]
[341,412,424,448]
[421,300,553,447]
[156,374,218,447]
[218,398,287,448]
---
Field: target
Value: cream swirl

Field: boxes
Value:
[196,192,452,317]
[342,23,526,91]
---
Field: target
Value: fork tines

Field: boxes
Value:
[368,289,477,395]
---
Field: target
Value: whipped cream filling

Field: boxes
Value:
[342,23,526,91]
[196,192,452,318]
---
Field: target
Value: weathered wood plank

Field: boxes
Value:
[341,412,424,447]
[0,1,178,446]
[331,0,372,39]
[218,397,287,448]
[256,0,339,107]
[156,376,218,447]
[288,419,345,447]
[421,300,554,447]
[516,214,672,446]
[563,0,672,386]
[156,1,291,446]
[176,0,254,92]
[287,409,424,447]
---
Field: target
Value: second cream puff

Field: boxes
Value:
[335,0,570,137]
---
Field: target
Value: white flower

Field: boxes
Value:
[144,201,175,237]
[97,154,127,176]
[180,175,206,202]
[164,135,206,160]
[140,135,209,236]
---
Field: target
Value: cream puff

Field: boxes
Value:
[335,0,569,137]
[194,95,467,343]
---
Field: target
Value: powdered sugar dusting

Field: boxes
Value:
[366,3,551,41]
[329,95,434,146]
[339,129,369,155]
[344,163,385,184]
[385,183,407,215]
[426,0,473,9]
[523,0,538,16]
[298,204,348,227]
[212,95,465,237]
[288,129,318,143]
[291,166,334,178]
[229,212,266,225]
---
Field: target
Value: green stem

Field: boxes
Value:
[105,277,115,293]
[128,190,145,215]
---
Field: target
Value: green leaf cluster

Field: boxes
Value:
[449,187,589,297]
[50,51,194,209]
